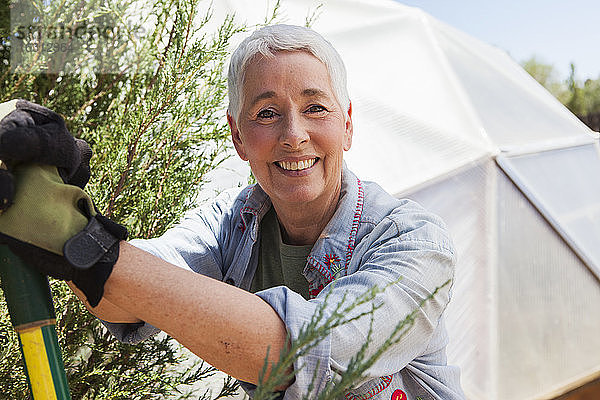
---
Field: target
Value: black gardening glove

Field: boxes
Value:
[0,100,127,307]
[0,99,91,194]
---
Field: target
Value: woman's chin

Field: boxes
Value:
[270,184,323,206]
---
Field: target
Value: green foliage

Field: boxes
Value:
[579,78,600,117]
[252,280,451,400]
[564,63,600,118]
[521,56,567,101]
[0,292,28,396]
[0,0,242,398]
[81,6,238,239]
[522,57,600,122]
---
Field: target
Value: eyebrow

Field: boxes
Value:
[248,88,331,108]
[302,88,329,98]
[249,91,276,107]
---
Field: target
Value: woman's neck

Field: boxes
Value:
[271,184,341,246]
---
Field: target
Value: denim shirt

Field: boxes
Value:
[103,166,465,400]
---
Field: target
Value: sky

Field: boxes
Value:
[397,0,600,81]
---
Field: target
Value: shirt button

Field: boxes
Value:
[225,278,235,286]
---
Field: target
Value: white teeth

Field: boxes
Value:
[277,158,316,171]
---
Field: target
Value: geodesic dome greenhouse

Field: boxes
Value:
[205,1,600,398]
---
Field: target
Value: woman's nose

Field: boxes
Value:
[279,114,309,149]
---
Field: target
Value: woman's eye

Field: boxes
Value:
[306,105,327,114]
[257,109,276,119]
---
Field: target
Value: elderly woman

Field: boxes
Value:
[0,25,464,399]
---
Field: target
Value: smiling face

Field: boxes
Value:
[228,51,353,209]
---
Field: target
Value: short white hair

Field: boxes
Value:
[227,24,350,123]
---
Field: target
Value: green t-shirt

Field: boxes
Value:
[251,207,312,300]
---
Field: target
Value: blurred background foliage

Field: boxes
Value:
[0,0,243,398]
[522,56,600,131]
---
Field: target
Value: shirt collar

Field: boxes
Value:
[241,163,364,286]
[307,165,364,285]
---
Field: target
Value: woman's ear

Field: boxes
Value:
[343,102,353,151]
[227,112,248,161]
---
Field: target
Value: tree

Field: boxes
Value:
[522,57,600,131]
[0,0,242,398]
[521,56,567,101]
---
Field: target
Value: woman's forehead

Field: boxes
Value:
[245,51,326,76]
[242,51,334,99]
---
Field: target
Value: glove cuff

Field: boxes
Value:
[63,215,126,270]
[72,255,116,308]
[64,213,128,307]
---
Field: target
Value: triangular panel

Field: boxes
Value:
[497,166,600,398]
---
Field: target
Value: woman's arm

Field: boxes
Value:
[95,241,290,387]
[67,282,142,323]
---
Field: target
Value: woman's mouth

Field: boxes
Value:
[275,158,318,171]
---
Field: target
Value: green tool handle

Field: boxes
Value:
[0,245,71,399]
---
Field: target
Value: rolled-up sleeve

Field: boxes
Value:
[254,210,456,398]
[254,287,334,398]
